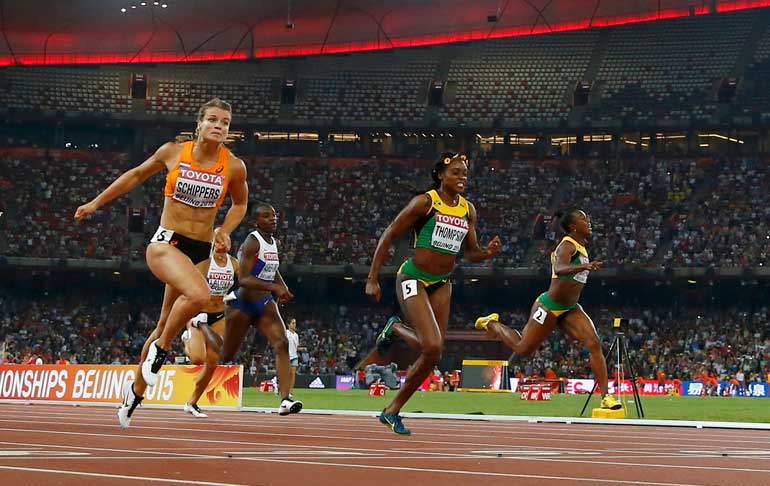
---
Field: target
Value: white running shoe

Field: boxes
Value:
[184,402,208,418]
[278,398,303,416]
[117,380,143,429]
[181,329,191,342]
[141,339,167,387]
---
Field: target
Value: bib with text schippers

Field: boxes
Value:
[173,162,225,208]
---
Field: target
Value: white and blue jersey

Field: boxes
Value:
[226,231,279,318]
[246,230,279,282]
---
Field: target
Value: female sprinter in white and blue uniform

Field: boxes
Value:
[221,202,302,416]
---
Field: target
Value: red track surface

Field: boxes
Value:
[1,403,769,485]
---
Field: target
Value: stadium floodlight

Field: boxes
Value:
[120,7,126,12]
[161,3,168,7]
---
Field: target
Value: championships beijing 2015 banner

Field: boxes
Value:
[0,364,243,409]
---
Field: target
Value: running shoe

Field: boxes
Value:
[278,398,303,416]
[376,316,401,355]
[601,394,623,410]
[141,339,167,387]
[184,402,208,418]
[474,313,499,331]
[117,381,143,429]
[379,409,411,435]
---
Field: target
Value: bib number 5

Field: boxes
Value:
[401,279,418,300]
[151,227,171,244]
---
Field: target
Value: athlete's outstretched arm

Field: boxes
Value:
[74,142,175,221]
[461,202,502,263]
[365,194,431,302]
[214,157,248,252]
[552,241,603,276]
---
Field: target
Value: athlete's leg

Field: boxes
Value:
[429,282,452,339]
[254,302,291,400]
[187,346,220,408]
[558,305,608,396]
[289,364,297,395]
[131,285,179,396]
[485,299,558,357]
[390,322,420,350]
[146,244,211,351]
[200,321,224,356]
[384,274,443,416]
[182,322,207,365]
[221,307,253,363]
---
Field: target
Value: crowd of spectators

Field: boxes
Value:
[5,149,768,270]
[531,156,708,268]
[1,150,134,259]
[663,157,770,267]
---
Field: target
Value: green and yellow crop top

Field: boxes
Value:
[413,190,470,255]
[551,236,590,284]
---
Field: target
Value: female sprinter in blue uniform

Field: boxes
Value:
[221,202,302,415]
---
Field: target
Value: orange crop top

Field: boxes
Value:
[163,141,230,209]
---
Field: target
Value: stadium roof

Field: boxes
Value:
[2,0,769,65]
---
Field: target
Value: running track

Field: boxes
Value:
[1,404,769,485]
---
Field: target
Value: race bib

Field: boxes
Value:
[150,226,173,244]
[574,255,590,284]
[173,165,224,208]
[431,214,469,253]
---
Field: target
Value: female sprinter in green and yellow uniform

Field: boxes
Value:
[366,152,502,435]
[475,208,622,410]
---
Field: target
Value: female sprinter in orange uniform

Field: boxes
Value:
[179,245,238,418]
[475,208,621,410]
[366,152,501,435]
[74,98,248,428]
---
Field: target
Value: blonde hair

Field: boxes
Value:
[197,98,232,122]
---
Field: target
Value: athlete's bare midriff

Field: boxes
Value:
[412,247,457,276]
[159,198,218,241]
[547,279,584,307]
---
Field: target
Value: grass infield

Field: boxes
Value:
[243,388,770,423]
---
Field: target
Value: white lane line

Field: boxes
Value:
[3,429,770,475]
[2,411,769,450]
[1,417,765,453]
[234,456,711,486]
[4,407,770,447]
[0,465,255,486]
